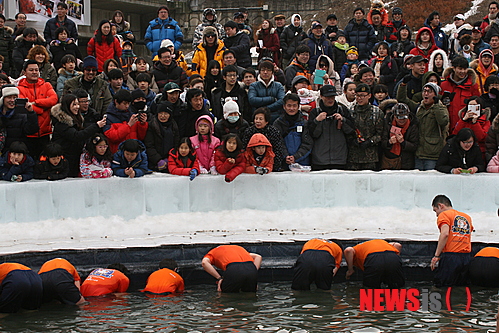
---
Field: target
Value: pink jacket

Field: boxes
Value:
[487,152,499,172]
[80,151,113,178]
[190,115,220,171]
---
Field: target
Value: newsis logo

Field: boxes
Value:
[359,288,472,311]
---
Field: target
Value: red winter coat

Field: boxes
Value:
[214,147,246,182]
[17,77,58,138]
[87,34,122,72]
[244,133,275,173]
[440,67,480,133]
[168,148,200,176]
[256,28,281,64]
[409,27,439,70]
[452,106,491,155]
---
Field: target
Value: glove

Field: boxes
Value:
[255,166,269,175]
[200,166,209,174]
[225,176,232,183]
[402,74,412,84]
[209,166,218,175]
[189,169,198,181]
[157,159,168,171]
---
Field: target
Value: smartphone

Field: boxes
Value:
[15,98,28,107]
[467,104,480,117]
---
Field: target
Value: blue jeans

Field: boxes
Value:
[415,158,437,171]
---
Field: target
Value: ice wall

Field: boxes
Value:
[1,170,497,224]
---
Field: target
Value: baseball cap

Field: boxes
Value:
[409,55,429,64]
[164,82,182,93]
[320,84,337,96]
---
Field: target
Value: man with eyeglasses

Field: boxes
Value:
[211,65,250,122]
[144,5,183,57]
[346,83,384,170]
[191,26,226,77]
[73,88,102,130]
[63,56,112,116]
[152,47,188,91]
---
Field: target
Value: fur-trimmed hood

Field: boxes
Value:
[57,67,82,76]
[14,33,46,44]
[428,49,449,73]
[442,67,477,85]
[2,26,13,35]
[378,98,398,112]
[51,103,82,126]
[491,112,499,131]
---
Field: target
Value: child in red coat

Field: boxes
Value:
[244,133,275,174]
[168,137,200,180]
[214,133,246,182]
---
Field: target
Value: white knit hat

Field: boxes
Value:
[160,39,174,49]
[0,86,19,108]
[223,97,240,119]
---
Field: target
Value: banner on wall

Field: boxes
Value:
[16,0,90,25]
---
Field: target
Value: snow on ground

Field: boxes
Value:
[0,206,497,255]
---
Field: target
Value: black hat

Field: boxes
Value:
[224,20,238,29]
[392,7,403,15]
[131,88,146,101]
[355,83,371,94]
[409,55,429,64]
[320,85,337,97]
[327,14,338,21]
[233,12,244,19]
[156,101,175,114]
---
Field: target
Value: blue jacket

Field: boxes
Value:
[344,18,376,60]
[273,112,313,167]
[423,19,448,52]
[248,77,285,113]
[303,33,334,70]
[111,140,151,177]
[0,153,35,181]
[144,17,183,56]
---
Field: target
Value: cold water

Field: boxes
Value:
[0,281,497,332]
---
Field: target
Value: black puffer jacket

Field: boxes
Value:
[0,107,39,155]
[280,24,307,61]
[0,26,13,75]
[51,104,100,177]
[223,31,251,68]
[436,137,485,173]
[144,114,179,171]
[344,18,376,60]
[152,61,188,91]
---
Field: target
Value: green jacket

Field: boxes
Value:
[63,75,112,116]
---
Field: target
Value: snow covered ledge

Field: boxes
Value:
[1,170,498,254]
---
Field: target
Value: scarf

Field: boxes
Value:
[389,118,410,156]
[334,42,350,51]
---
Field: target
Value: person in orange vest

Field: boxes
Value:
[80,263,130,297]
[142,259,184,294]
[291,239,342,290]
[38,258,85,304]
[202,245,262,292]
[430,194,473,287]
[469,247,499,287]
[0,263,43,313]
[344,239,404,288]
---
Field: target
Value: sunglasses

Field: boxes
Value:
[205,34,216,38]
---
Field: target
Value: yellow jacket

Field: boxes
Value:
[191,41,226,77]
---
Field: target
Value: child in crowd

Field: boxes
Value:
[342,63,360,88]
[332,32,348,74]
[214,133,245,182]
[111,139,150,178]
[120,40,136,76]
[340,47,359,82]
[487,149,499,172]
[190,115,220,174]
[135,73,156,107]
[372,84,390,106]
[56,54,80,97]
[244,133,275,175]
[144,101,179,172]
[80,134,113,178]
[214,97,249,140]
[204,60,222,101]
[168,137,200,180]
[127,57,159,93]
[0,141,35,182]
[34,142,69,180]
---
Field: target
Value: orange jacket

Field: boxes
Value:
[18,77,58,137]
[244,133,275,173]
